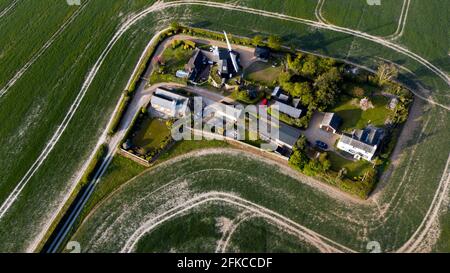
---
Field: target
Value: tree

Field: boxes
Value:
[286,53,304,74]
[267,35,282,51]
[298,55,318,77]
[252,35,264,46]
[314,67,342,107]
[292,82,313,105]
[289,150,309,171]
[293,135,308,151]
[376,62,398,85]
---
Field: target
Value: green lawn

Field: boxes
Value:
[132,117,171,154]
[327,152,373,179]
[149,45,192,84]
[331,94,390,131]
[244,61,281,85]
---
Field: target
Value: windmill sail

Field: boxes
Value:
[223,31,239,74]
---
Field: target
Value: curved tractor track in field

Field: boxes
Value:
[0,0,19,19]
[315,0,330,25]
[0,0,91,99]
[117,152,449,253]
[315,0,411,41]
[121,192,355,253]
[385,0,411,41]
[0,0,448,249]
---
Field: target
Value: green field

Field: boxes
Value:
[70,122,449,252]
[321,0,406,37]
[134,203,319,253]
[0,0,448,252]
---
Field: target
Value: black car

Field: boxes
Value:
[315,140,328,150]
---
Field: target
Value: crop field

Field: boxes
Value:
[320,0,406,37]
[0,0,448,253]
[132,203,319,253]
[71,128,449,252]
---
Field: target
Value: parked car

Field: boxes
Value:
[315,140,328,150]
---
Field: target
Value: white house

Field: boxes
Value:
[150,88,189,118]
[337,126,384,161]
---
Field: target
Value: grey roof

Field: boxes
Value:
[339,126,384,154]
[278,122,302,148]
[151,88,189,116]
[254,46,270,59]
[260,119,302,148]
[185,49,203,73]
[271,101,302,119]
[271,86,291,103]
[354,126,384,146]
[321,113,342,130]
[151,95,176,113]
[339,134,377,155]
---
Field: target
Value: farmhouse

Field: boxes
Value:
[337,126,385,161]
[254,46,270,62]
[150,88,190,118]
[320,113,342,134]
[260,119,302,150]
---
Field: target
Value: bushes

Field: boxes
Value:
[80,144,108,185]
[108,94,131,135]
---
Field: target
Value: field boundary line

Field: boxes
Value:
[0,0,19,19]
[385,0,411,40]
[0,0,91,99]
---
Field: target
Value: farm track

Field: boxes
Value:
[0,0,19,19]
[314,0,329,25]
[215,211,256,253]
[316,0,411,41]
[0,0,447,252]
[385,0,411,41]
[0,0,91,98]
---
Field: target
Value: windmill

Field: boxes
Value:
[223,31,240,75]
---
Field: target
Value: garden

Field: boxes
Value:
[123,111,174,162]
